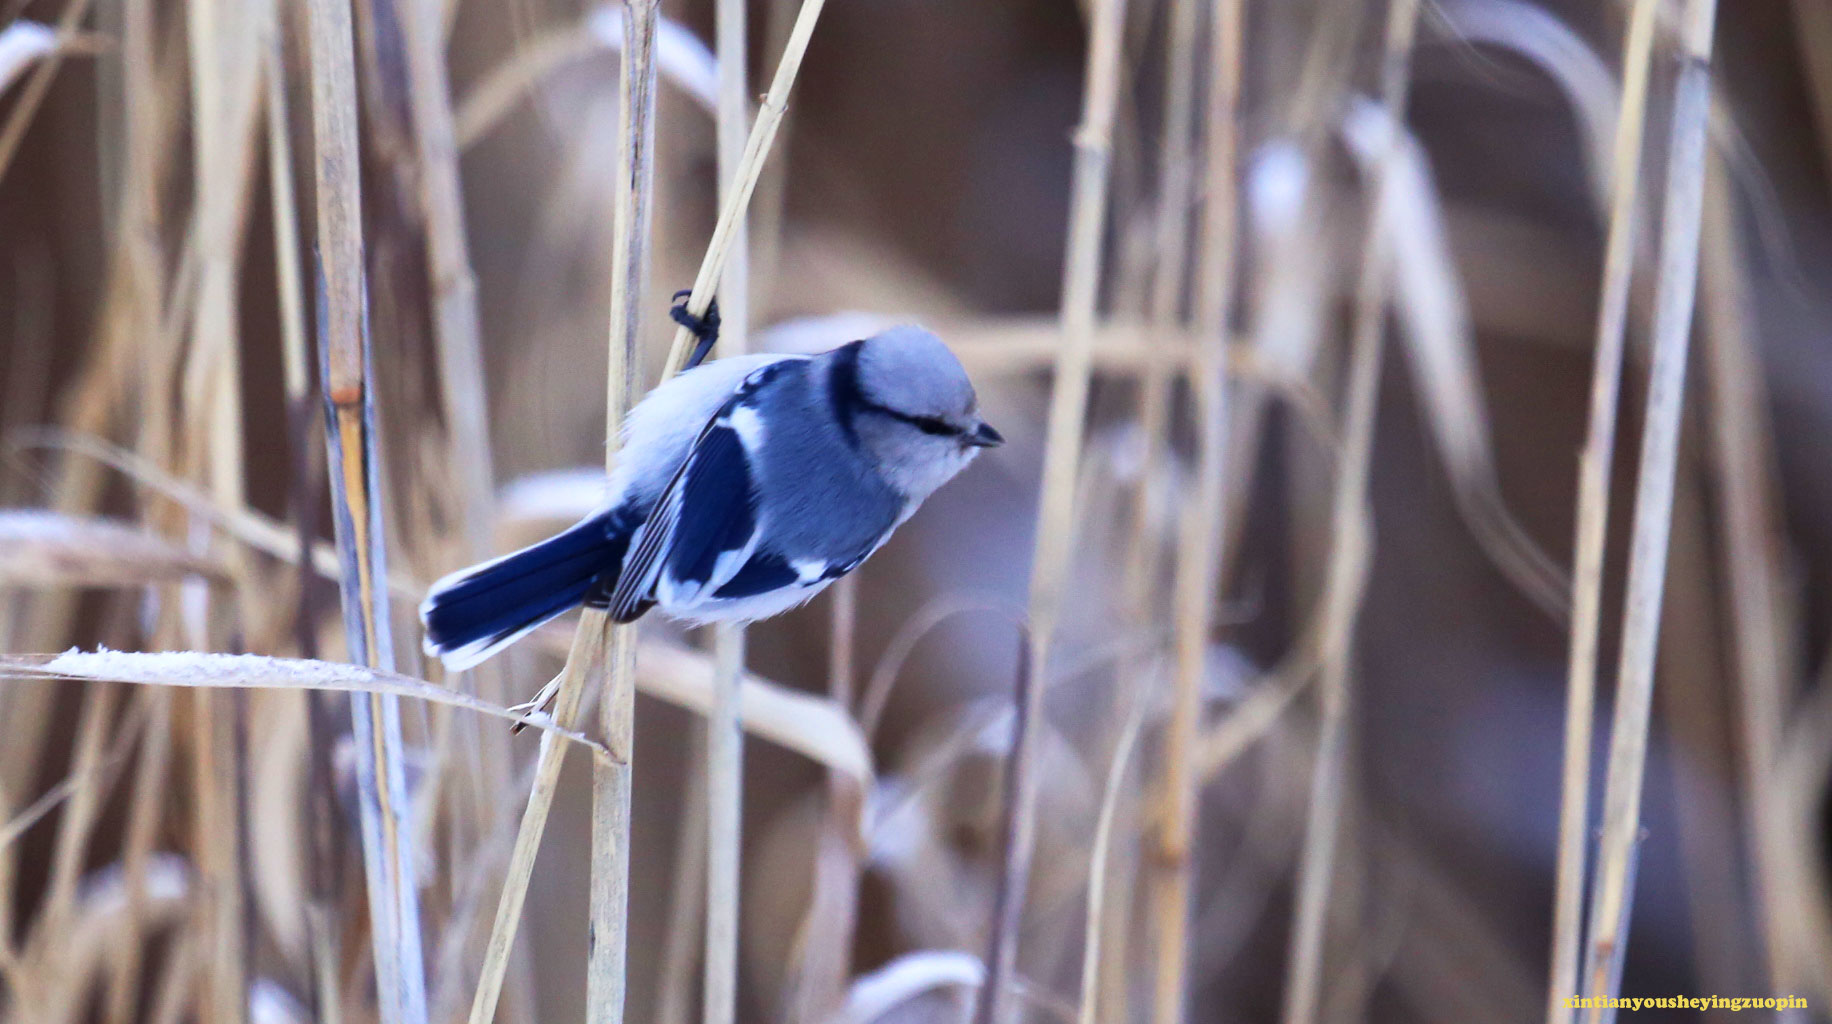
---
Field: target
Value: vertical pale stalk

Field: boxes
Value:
[1118,0,1199,621]
[399,0,496,563]
[1544,2,1659,1020]
[705,625,746,1024]
[786,576,861,1023]
[980,0,1128,1018]
[657,730,709,1024]
[1578,1,1720,1017]
[1119,6,1202,1003]
[660,0,832,377]
[1151,0,1243,1020]
[265,7,346,1021]
[1077,699,1147,1024]
[704,0,750,1017]
[184,0,268,1015]
[470,625,608,1024]
[1280,2,1421,1022]
[748,0,801,308]
[474,0,838,1016]
[1700,149,1797,996]
[973,643,1034,1024]
[593,0,839,997]
[40,685,119,940]
[105,691,173,1024]
[394,0,518,960]
[307,0,431,1018]
[585,1,658,1021]
[98,1,170,1016]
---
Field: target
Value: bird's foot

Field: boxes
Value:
[671,289,722,370]
[508,675,562,734]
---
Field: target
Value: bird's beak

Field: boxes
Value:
[968,421,1005,448]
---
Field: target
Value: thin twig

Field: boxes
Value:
[656,720,709,1024]
[705,625,745,1024]
[1578,0,1721,1017]
[658,0,834,377]
[306,0,431,1015]
[785,576,862,1023]
[1151,0,1244,1018]
[400,0,496,563]
[1281,2,1422,1022]
[1116,0,1202,1002]
[586,0,658,1019]
[0,0,94,188]
[973,639,1035,1024]
[261,4,345,1020]
[1700,143,1797,997]
[981,0,1130,1015]
[704,0,750,1012]
[1544,2,1659,1020]
[1077,695,1147,1024]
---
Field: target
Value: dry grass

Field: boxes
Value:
[2,1,1829,1024]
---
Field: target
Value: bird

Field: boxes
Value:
[419,323,1003,673]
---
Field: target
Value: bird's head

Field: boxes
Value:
[831,326,1002,500]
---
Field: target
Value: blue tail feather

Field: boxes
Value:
[420,510,634,669]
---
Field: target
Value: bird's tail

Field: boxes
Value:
[420,511,632,671]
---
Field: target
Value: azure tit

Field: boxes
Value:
[420,322,1002,671]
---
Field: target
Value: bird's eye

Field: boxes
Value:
[863,401,963,438]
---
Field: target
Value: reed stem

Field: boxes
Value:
[1544,2,1659,1019]
[1151,0,1244,1019]
[983,0,1130,1016]
[306,0,431,1016]
[1578,2,1721,1016]
[1281,3,1421,1022]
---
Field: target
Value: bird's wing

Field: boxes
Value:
[606,371,781,621]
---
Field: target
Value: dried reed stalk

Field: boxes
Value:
[184,0,269,1015]
[705,624,745,1024]
[1150,0,1244,1018]
[660,0,833,377]
[0,655,609,747]
[972,640,1034,1024]
[979,0,1129,1016]
[585,1,656,1021]
[399,0,495,562]
[1118,0,1199,623]
[585,0,835,1008]
[103,689,172,1024]
[1578,0,1721,1014]
[261,4,346,1019]
[38,684,119,944]
[657,725,708,1024]
[704,0,751,1014]
[97,9,176,1015]
[0,0,93,187]
[459,0,661,1018]
[785,576,862,1024]
[1790,0,1832,196]
[1113,0,1202,1004]
[1078,695,1147,1024]
[1281,2,1421,1022]
[306,0,431,1016]
[1700,148,1796,993]
[1544,2,1659,1020]
[389,0,525,1004]
[748,0,802,310]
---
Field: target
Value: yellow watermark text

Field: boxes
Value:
[1564,995,1809,1013]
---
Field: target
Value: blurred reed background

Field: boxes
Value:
[1,0,1830,1022]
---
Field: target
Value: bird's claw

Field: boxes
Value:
[670,290,721,370]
